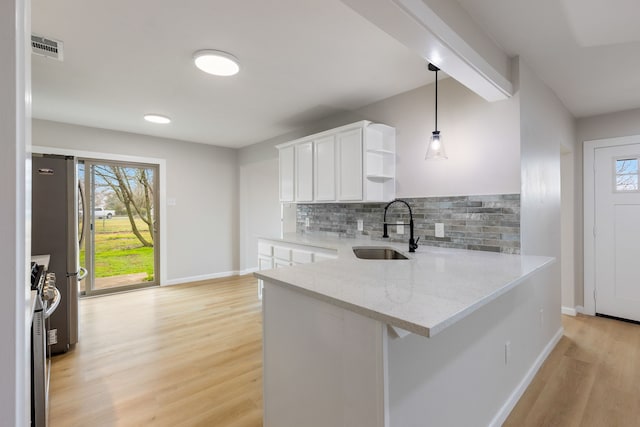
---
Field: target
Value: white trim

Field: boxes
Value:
[561,306,577,316]
[240,267,259,276]
[575,305,585,314]
[583,135,640,316]
[32,145,168,286]
[163,270,251,286]
[488,327,564,427]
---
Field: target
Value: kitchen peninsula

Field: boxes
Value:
[255,236,557,427]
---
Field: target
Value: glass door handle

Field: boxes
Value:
[78,267,88,281]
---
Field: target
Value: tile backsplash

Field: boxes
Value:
[296,194,520,254]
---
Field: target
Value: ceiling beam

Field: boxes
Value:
[342,0,513,102]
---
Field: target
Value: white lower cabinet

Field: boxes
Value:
[257,256,274,299]
[257,238,338,300]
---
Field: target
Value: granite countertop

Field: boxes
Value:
[255,234,554,337]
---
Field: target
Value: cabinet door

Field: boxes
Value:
[258,256,274,271]
[337,128,363,201]
[295,141,313,202]
[314,136,336,201]
[279,146,295,202]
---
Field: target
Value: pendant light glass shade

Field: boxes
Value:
[425,63,447,160]
[425,130,447,159]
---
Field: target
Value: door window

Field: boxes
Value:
[614,157,639,192]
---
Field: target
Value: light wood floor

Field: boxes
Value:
[505,314,640,426]
[50,276,640,426]
[49,275,263,427]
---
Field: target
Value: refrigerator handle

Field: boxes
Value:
[78,267,88,281]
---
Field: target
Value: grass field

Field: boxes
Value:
[80,216,154,281]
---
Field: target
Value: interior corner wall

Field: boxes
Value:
[238,78,521,270]
[32,119,239,283]
[516,57,574,342]
[574,107,640,307]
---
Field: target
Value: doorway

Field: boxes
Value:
[80,159,160,295]
[584,136,640,322]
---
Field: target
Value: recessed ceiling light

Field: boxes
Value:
[193,50,240,76]
[144,114,171,124]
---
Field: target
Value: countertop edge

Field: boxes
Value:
[426,256,556,336]
[256,236,556,338]
[257,256,554,338]
[255,272,431,337]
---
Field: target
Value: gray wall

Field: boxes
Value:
[33,119,240,283]
[239,77,521,270]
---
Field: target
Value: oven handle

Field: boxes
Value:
[44,288,61,319]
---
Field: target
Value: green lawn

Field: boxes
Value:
[80,216,154,280]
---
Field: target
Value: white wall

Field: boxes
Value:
[238,141,281,272]
[33,119,240,283]
[573,108,640,306]
[350,78,521,197]
[1,0,30,424]
[517,57,573,346]
[238,78,521,269]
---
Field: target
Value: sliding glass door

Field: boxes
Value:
[80,159,159,295]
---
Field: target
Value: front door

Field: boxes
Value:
[594,143,640,322]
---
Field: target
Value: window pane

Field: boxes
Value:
[616,158,638,174]
[616,174,638,191]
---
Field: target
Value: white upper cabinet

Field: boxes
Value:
[337,128,363,201]
[295,141,314,202]
[279,145,294,202]
[314,135,336,201]
[277,121,395,203]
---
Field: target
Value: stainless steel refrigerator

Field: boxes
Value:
[31,154,84,354]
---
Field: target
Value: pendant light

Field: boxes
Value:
[425,63,447,159]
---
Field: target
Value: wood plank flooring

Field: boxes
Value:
[49,275,263,427]
[505,314,640,426]
[50,276,640,426]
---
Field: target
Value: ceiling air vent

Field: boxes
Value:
[31,34,64,61]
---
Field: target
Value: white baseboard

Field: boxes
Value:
[488,326,564,427]
[162,270,241,286]
[239,267,259,276]
[561,306,577,316]
[575,305,585,314]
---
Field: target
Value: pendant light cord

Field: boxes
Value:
[428,62,440,133]
[434,68,438,132]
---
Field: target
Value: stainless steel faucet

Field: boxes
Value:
[382,199,419,252]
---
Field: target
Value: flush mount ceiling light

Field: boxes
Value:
[425,63,447,160]
[193,49,240,76]
[144,114,171,124]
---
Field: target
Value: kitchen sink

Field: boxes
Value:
[352,247,409,260]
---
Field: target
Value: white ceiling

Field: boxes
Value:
[32,0,640,148]
[456,0,640,118]
[31,0,432,148]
